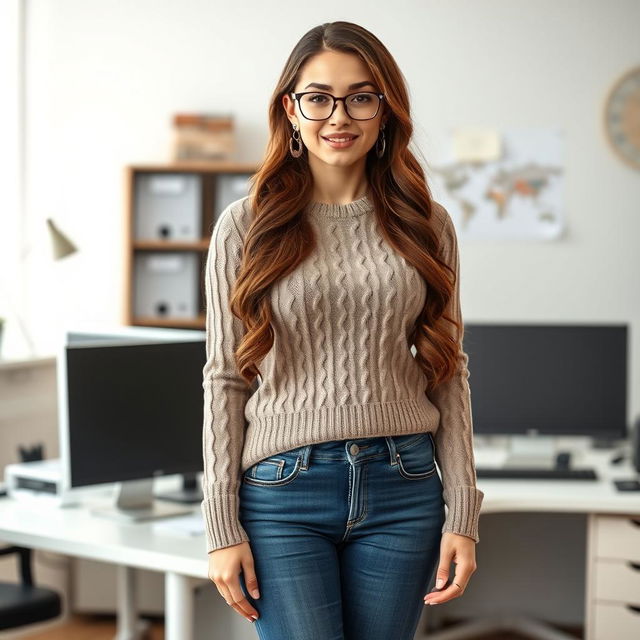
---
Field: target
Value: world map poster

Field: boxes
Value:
[427,128,565,241]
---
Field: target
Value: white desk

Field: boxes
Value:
[428,445,640,640]
[0,449,639,640]
[473,445,640,516]
[0,478,208,640]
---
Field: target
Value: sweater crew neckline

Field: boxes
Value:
[306,194,374,218]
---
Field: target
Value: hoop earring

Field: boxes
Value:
[289,123,303,158]
[376,125,386,158]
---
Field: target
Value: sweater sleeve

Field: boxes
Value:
[427,206,484,543]
[200,201,253,554]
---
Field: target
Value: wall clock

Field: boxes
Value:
[603,66,640,170]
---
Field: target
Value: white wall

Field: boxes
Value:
[0,1,28,355]
[4,0,640,418]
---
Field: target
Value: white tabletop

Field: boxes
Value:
[0,478,209,579]
[473,446,640,515]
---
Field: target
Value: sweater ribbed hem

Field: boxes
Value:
[202,399,483,550]
[201,493,250,553]
[241,398,441,471]
[441,485,484,543]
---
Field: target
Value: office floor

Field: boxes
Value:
[21,614,165,639]
[18,613,583,640]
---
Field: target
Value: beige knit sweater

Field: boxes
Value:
[201,194,484,553]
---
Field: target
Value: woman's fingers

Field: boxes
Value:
[214,577,260,623]
[229,578,260,620]
[424,532,478,605]
[230,596,259,623]
[424,561,475,605]
[424,545,454,604]
[242,558,261,599]
[208,543,261,623]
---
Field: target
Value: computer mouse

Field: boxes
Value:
[555,451,571,470]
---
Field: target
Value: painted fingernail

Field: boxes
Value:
[436,578,444,588]
[252,589,260,598]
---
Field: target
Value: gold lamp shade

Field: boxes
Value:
[46,218,77,260]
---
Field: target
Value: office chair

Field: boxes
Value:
[0,544,63,630]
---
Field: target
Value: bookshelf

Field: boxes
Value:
[123,162,258,329]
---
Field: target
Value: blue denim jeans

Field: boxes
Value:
[238,432,445,640]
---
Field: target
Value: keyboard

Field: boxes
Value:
[476,467,598,480]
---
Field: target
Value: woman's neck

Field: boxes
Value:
[308,167,370,206]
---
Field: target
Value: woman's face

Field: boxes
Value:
[283,50,387,168]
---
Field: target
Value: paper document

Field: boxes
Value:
[152,511,205,537]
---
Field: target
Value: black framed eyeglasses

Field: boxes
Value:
[290,91,385,121]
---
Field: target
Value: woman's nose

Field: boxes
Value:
[329,99,352,124]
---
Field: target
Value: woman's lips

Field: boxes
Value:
[321,135,359,149]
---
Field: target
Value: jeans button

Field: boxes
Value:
[349,443,359,455]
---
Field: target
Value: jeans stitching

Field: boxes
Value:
[248,458,284,480]
[306,433,429,463]
[347,463,368,526]
[243,454,303,486]
[243,433,432,477]
[395,457,438,480]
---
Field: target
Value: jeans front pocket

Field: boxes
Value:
[393,432,438,480]
[242,449,303,487]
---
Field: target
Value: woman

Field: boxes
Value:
[201,20,484,640]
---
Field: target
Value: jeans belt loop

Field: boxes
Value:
[299,444,312,470]
[385,436,399,467]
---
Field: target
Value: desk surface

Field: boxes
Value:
[0,449,638,577]
[473,446,640,515]
[0,477,209,579]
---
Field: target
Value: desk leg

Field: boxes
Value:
[165,571,194,640]
[115,565,150,640]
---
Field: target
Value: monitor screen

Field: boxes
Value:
[464,323,628,440]
[64,339,206,488]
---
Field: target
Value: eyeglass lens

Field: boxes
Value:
[299,92,380,120]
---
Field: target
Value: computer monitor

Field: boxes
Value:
[464,323,628,463]
[57,325,206,522]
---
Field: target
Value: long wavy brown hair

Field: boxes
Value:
[231,21,463,395]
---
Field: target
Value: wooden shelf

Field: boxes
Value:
[133,240,211,251]
[123,161,258,330]
[128,161,259,173]
[132,315,206,329]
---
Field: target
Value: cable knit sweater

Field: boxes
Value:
[200,193,484,553]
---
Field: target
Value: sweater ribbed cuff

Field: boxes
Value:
[441,486,484,543]
[201,493,250,553]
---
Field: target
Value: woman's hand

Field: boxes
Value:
[208,541,260,623]
[423,532,477,605]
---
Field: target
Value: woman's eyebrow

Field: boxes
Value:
[303,81,376,91]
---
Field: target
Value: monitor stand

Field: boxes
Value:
[154,472,203,504]
[90,478,193,522]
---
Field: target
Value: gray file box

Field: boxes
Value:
[134,252,199,319]
[135,173,202,241]
[214,173,252,217]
